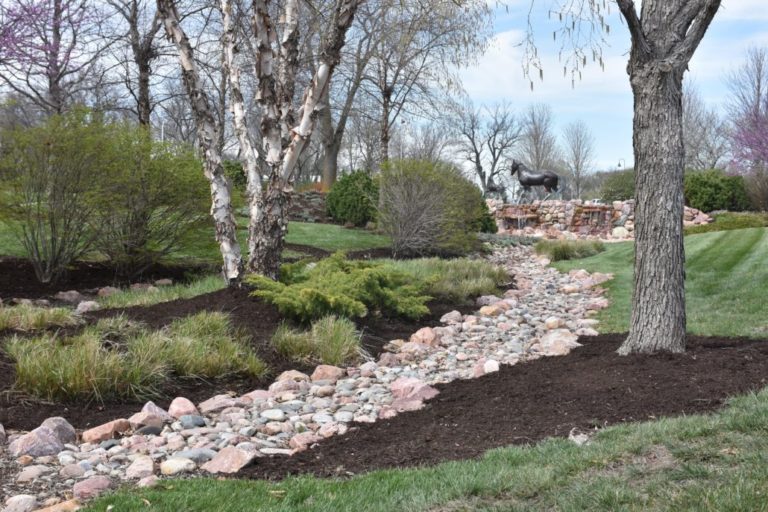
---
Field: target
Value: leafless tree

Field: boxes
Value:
[726,46,768,209]
[106,0,164,127]
[0,0,109,114]
[519,103,561,171]
[562,120,595,198]
[360,0,492,164]
[682,81,728,170]
[451,100,521,196]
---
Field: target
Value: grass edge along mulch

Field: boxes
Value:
[87,332,768,512]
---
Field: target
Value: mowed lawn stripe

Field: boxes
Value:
[554,227,768,338]
[686,228,768,337]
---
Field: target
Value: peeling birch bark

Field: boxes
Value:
[221,0,263,263]
[157,0,242,282]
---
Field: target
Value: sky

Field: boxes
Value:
[458,0,768,171]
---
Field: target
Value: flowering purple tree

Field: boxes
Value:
[0,0,104,113]
[732,111,768,170]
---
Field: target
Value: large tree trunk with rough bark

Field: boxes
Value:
[619,66,687,354]
[157,0,242,283]
[615,0,721,354]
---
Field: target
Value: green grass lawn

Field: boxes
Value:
[86,227,768,512]
[135,220,389,263]
[554,227,768,338]
[0,220,390,264]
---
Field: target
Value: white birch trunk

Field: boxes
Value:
[157,0,242,282]
[221,0,263,263]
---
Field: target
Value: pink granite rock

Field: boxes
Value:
[81,419,130,444]
[310,365,345,382]
[201,447,256,474]
[168,397,198,419]
[73,476,112,499]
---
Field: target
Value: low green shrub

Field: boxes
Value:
[271,324,314,361]
[5,313,267,401]
[534,239,605,261]
[684,169,752,213]
[326,171,378,226]
[271,316,363,366]
[380,258,509,302]
[478,209,498,234]
[310,315,363,365]
[247,252,431,321]
[378,160,489,256]
[684,212,768,235]
[0,305,79,331]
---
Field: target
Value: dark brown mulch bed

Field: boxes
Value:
[0,287,477,431]
[0,257,211,301]
[236,333,768,480]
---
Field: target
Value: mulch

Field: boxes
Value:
[0,257,211,301]
[236,333,768,480]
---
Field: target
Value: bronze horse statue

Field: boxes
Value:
[510,160,559,199]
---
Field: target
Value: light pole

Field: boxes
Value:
[617,158,626,170]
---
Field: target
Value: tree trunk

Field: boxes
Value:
[319,88,338,186]
[380,89,392,164]
[249,183,289,280]
[321,139,341,186]
[618,65,687,355]
[137,61,152,127]
[158,0,243,283]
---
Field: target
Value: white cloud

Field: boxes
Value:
[719,0,768,21]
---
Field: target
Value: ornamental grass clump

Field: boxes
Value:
[145,311,268,379]
[534,239,605,262]
[271,315,363,366]
[247,252,431,321]
[5,321,167,401]
[0,304,79,331]
[380,258,509,302]
[5,312,267,401]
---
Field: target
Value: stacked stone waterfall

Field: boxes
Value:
[487,199,713,240]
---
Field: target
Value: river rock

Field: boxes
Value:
[2,495,38,512]
[160,457,196,476]
[168,397,199,418]
[310,365,345,382]
[539,329,581,356]
[439,310,463,324]
[125,455,155,479]
[201,447,256,474]
[73,476,112,499]
[81,419,131,443]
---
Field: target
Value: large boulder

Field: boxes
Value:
[8,418,76,457]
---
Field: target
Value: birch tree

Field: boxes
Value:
[159,0,362,280]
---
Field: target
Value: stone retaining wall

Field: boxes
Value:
[487,199,712,240]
